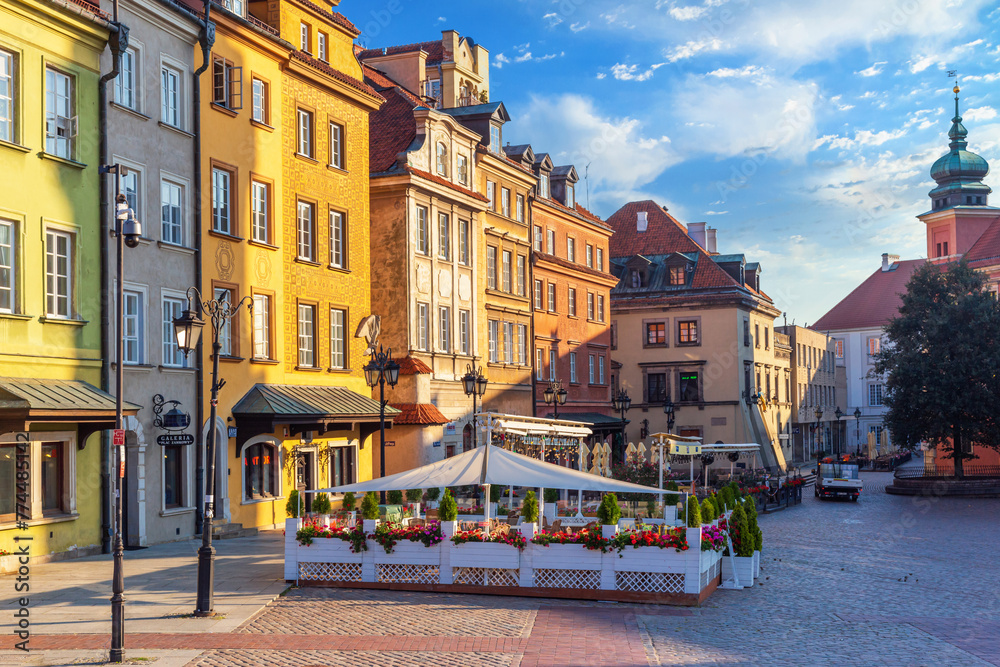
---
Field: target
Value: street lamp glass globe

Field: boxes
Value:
[543,386,554,404]
[386,360,400,387]
[173,308,204,356]
[476,374,488,397]
[854,407,862,420]
[363,361,379,388]
[557,388,568,405]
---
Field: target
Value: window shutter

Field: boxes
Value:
[229,65,243,110]
[213,59,225,104]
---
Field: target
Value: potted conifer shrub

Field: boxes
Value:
[663,481,680,523]
[722,504,755,587]
[519,490,538,538]
[360,491,380,533]
[406,488,422,518]
[425,486,441,509]
[745,499,762,579]
[312,492,332,526]
[489,484,503,518]
[597,493,622,538]
[438,489,458,537]
[340,491,357,525]
[543,488,559,522]
[685,494,702,549]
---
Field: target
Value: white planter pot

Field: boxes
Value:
[601,524,618,539]
[685,526,702,551]
[488,502,498,518]
[362,519,378,533]
[318,514,330,527]
[663,506,677,524]
[519,522,537,539]
[543,503,557,521]
[752,551,760,579]
[735,555,754,586]
[440,520,458,538]
[412,502,421,518]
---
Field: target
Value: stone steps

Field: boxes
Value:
[211,522,259,540]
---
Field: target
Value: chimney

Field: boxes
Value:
[706,227,718,254]
[881,253,900,272]
[688,222,707,250]
[637,211,648,232]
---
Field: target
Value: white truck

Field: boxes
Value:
[815,462,862,501]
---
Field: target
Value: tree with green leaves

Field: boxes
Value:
[874,260,1000,478]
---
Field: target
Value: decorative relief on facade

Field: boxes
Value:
[416,263,431,294]
[438,269,452,297]
[458,274,472,302]
[254,249,272,286]
[216,241,235,281]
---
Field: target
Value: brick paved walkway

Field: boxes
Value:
[5,470,1000,666]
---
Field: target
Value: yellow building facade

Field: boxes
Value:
[197,0,386,531]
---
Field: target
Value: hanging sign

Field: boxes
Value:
[669,443,702,456]
[156,433,195,446]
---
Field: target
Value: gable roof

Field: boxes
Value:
[811,259,925,332]
[440,101,510,122]
[966,216,1000,267]
[357,39,446,64]
[389,403,449,425]
[606,200,747,291]
[363,64,420,173]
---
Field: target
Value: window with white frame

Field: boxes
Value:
[517,324,527,364]
[867,337,880,357]
[252,293,271,360]
[297,109,313,157]
[115,47,138,110]
[439,306,451,352]
[503,321,513,364]
[424,78,441,107]
[162,295,188,367]
[317,32,327,62]
[161,65,181,128]
[488,320,498,362]
[501,187,510,217]
[300,22,311,52]
[598,355,605,384]
[163,443,184,509]
[587,292,594,320]
[588,354,595,384]
[297,200,314,261]
[534,279,542,310]
[567,237,575,263]
[536,348,544,380]
[215,287,233,355]
[546,229,555,254]
[330,307,346,369]
[122,289,143,364]
[0,433,78,522]
[459,220,469,265]
[502,250,511,293]
[547,283,556,313]
[566,183,575,208]
[487,246,497,290]
[596,247,604,271]
[868,383,884,407]
[568,287,576,317]
[486,181,495,211]
[329,122,343,169]
[586,244,593,268]
[329,210,345,268]
[120,167,140,217]
[533,225,542,251]
[459,310,470,355]
[45,230,72,318]
[211,55,241,110]
[569,352,577,383]
[251,77,268,124]
[416,206,429,255]
[161,180,183,246]
[516,194,524,223]
[251,179,269,244]
[597,294,605,322]
[490,124,501,152]
[438,213,450,260]
[436,142,448,177]
[539,172,549,199]
[211,167,232,234]
[517,255,526,296]
[417,302,429,351]
[297,303,315,367]
[457,154,468,185]
[0,50,17,143]
[0,220,14,313]
[549,349,556,381]
[835,339,844,359]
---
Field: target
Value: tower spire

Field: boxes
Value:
[948,73,967,150]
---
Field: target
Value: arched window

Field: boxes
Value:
[462,423,473,452]
[243,441,278,500]
[436,142,448,177]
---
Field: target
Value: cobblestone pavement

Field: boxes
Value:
[7,470,999,666]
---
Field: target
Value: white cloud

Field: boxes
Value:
[856,61,887,77]
[611,62,666,82]
[965,106,998,122]
[507,94,683,193]
[909,54,937,73]
[515,52,533,63]
[962,72,1000,83]
[829,95,854,111]
[665,37,725,63]
[596,72,606,79]
[436,16,445,23]
[570,21,590,33]
[601,5,636,30]
[813,129,906,151]
[704,210,728,215]
[670,74,819,161]
[706,65,770,83]
[494,53,510,68]
[543,12,563,28]
[669,5,709,21]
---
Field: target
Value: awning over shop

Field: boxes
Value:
[544,412,627,435]
[231,383,399,453]
[485,413,593,439]
[0,377,141,447]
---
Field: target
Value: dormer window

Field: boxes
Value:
[669,266,684,286]
[457,154,468,185]
[539,172,549,199]
[424,79,441,108]
[490,124,501,153]
[436,142,448,177]
[566,184,575,208]
[630,270,644,288]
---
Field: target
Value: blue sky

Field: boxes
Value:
[356,0,1000,324]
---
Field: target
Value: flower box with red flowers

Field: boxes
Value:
[450,530,525,568]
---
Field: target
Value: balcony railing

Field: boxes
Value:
[210,0,279,37]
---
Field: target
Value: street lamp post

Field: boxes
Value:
[814,405,824,486]
[854,407,862,456]
[611,388,631,464]
[657,397,675,508]
[364,345,400,504]
[173,287,252,617]
[101,164,143,663]
[461,363,489,449]
[834,407,844,457]
[543,380,568,419]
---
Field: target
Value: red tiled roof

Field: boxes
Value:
[575,204,604,225]
[365,74,419,172]
[65,0,110,20]
[358,40,446,64]
[397,356,432,375]
[289,51,383,101]
[966,216,1000,266]
[811,259,925,331]
[297,0,359,35]
[389,403,450,425]
[606,200,748,291]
